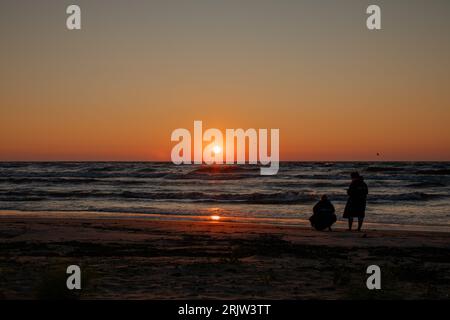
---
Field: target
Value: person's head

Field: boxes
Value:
[321,195,328,201]
[351,171,360,181]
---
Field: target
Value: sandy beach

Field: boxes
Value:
[1,211,449,300]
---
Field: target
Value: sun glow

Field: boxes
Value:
[212,145,221,155]
[210,215,221,221]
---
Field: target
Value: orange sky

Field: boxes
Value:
[1,0,449,161]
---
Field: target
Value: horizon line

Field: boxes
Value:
[1,160,449,163]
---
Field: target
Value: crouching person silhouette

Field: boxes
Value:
[309,195,337,231]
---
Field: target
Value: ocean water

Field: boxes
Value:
[0,162,449,227]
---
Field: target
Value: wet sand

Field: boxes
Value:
[1,213,450,299]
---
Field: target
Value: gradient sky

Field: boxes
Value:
[1,0,449,161]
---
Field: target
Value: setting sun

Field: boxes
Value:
[210,215,221,221]
[213,145,222,155]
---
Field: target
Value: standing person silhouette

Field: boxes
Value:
[343,172,368,231]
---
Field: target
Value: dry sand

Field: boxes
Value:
[0,213,449,299]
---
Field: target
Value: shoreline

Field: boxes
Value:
[1,209,450,233]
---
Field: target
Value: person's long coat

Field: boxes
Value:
[343,178,368,218]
